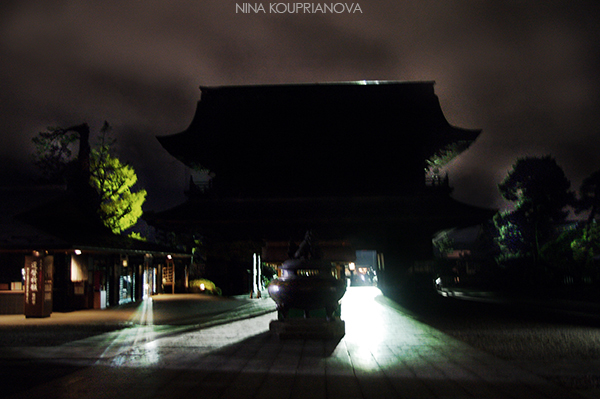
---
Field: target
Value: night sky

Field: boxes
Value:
[1,1,599,213]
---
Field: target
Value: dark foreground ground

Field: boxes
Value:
[383,275,600,391]
[1,284,600,397]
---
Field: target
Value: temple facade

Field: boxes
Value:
[150,81,494,293]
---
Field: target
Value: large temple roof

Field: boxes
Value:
[151,82,494,258]
[157,81,481,197]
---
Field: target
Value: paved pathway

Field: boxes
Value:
[3,287,596,399]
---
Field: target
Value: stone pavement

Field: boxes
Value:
[0,293,276,328]
[0,293,277,359]
[2,287,599,399]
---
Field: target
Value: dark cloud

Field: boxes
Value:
[1,1,599,212]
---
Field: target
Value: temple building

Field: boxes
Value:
[148,81,495,293]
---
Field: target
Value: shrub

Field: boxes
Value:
[189,279,222,296]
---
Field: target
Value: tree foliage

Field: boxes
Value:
[571,221,600,265]
[569,168,600,266]
[493,211,527,261]
[577,169,600,223]
[90,149,146,234]
[498,156,574,220]
[539,227,579,270]
[32,122,146,235]
[495,156,575,264]
[89,123,147,234]
[31,127,78,183]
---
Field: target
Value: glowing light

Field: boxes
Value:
[71,255,87,282]
[200,283,205,291]
[348,262,355,271]
[354,80,380,85]
[74,249,82,255]
[341,287,386,354]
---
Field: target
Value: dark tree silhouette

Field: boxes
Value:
[31,126,79,184]
[577,169,600,224]
[495,155,575,265]
[567,169,600,266]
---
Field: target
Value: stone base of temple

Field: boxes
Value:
[269,318,345,340]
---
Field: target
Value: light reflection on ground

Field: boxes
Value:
[97,298,161,366]
[342,286,386,341]
[106,287,413,369]
[340,286,431,371]
[341,286,387,366]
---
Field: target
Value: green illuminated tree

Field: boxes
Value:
[493,211,528,261]
[32,122,147,235]
[568,169,600,266]
[570,222,600,264]
[89,123,147,234]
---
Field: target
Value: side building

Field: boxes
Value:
[0,186,190,315]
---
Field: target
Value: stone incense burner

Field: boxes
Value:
[268,231,346,320]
